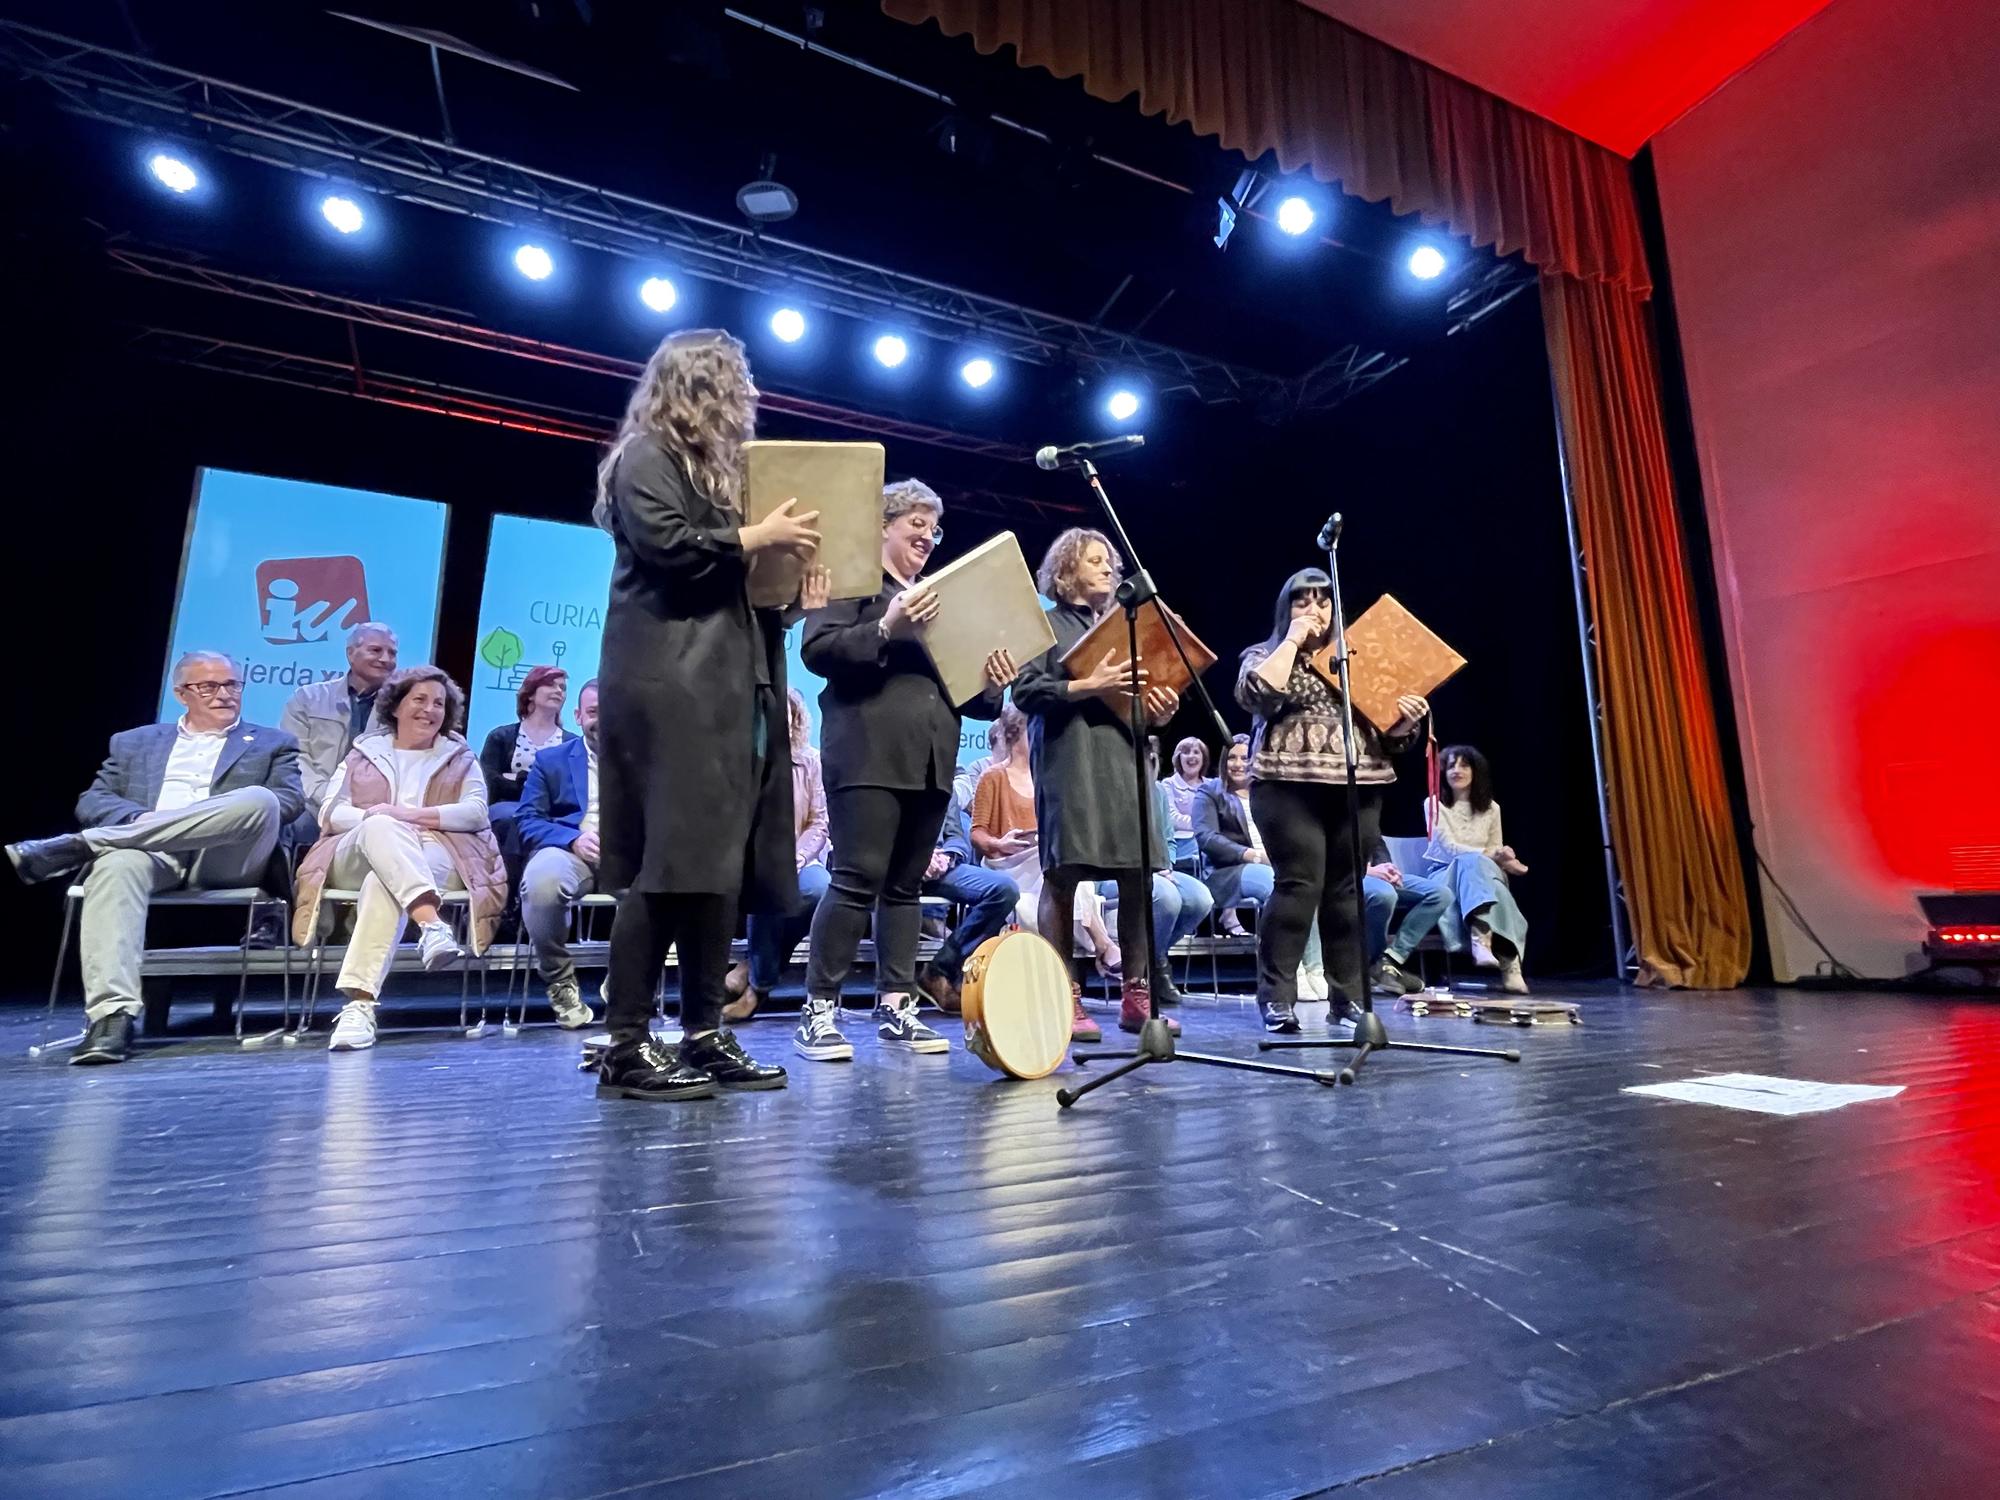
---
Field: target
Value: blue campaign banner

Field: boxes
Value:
[160,468,446,726]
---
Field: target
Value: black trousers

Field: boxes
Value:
[1249,779,1384,1008]
[604,890,734,1042]
[806,784,951,1001]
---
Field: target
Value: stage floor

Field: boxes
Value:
[3,983,1998,1498]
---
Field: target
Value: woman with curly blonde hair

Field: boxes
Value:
[1013,527,1182,1043]
[592,329,826,1102]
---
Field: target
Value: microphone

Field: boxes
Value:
[1034,434,1146,471]
[1317,512,1343,550]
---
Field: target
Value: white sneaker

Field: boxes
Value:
[548,978,594,1030]
[417,919,466,973]
[329,1000,378,1051]
[1297,965,1330,1001]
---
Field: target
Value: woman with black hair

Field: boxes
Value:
[1235,568,1427,1033]
[1426,744,1530,993]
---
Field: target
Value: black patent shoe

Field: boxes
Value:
[1153,969,1184,1007]
[596,1037,718,1101]
[71,1012,134,1065]
[7,833,90,886]
[680,1029,788,1091]
[1261,999,1301,1034]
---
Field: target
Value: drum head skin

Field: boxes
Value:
[962,931,1072,1080]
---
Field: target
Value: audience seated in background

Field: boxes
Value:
[969,703,1117,971]
[1099,739,1212,1007]
[516,677,604,1031]
[278,621,398,847]
[1425,744,1529,994]
[291,666,507,1050]
[1194,734,1272,936]
[724,688,830,1023]
[1363,835,1451,996]
[1161,736,1209,874]
[914,796,1020,1013]
[479,664,574,873]
[5,650,304,1066]
[951,721,1000,821]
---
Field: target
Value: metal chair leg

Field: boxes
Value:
[239,897,291,1048]
[30,892,85,1060]
[461,904,488,1038]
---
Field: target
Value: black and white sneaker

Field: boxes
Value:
[793,995,854,1061]
[875,995,949,1054]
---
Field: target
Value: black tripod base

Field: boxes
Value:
[1257,1009,1521,1083]
[1058,1018,1339,1107]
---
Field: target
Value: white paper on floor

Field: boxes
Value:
[1623,1072,1905,1116]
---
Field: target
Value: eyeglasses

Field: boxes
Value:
[180,680,243,698]
[901,516,943,544]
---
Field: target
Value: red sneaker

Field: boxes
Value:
[1119,977,1180,1035]
[1070,982,1102,1043]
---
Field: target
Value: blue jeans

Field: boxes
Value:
[1097,871,1214,965]
[746,862,831,992]
[1364,871,1451,965]
[922,859,1019,982]
[1204,859,1274,915]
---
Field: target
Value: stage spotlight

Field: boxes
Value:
[1275,196,1315,236]
[514,243,555,281]
[873,334,909,368]
[320,194,365,235]
[639,276,678,313]
[771,307,807,343]
[1408,245,1448,280]
[148,152,199,195]
[960,357,996,389]
[1106,388,1142,423]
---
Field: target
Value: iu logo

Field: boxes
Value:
[256,556,371,646]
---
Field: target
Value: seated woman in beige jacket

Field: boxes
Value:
[291,666,507,1051]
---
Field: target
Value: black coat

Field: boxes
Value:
[1192,777,1256,868]
[477,720,577,806]
[596,433,797,910]
[1011,600,1165,873]
[802,572,1005,793]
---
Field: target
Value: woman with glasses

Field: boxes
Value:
[792,479,1017,1063]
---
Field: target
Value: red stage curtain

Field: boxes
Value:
[885,0,1751,985]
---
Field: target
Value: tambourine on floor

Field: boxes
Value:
[959,930,1073,1080]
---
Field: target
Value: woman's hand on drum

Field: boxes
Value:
[1391,693,1429,731]
[742,497,822,558]
[1143,684,1179,725]
[983,648,1019,689]
[1072,647,1148,705]
[882,583,939,639]
[797,564,832,611]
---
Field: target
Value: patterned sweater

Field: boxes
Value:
[1235,648,1416,786]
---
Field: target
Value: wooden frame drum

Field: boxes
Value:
[959,931,1072,1080]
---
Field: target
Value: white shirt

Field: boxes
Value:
[579,742,600,840]
[1233,790,1265,853]
[323,734,489,835]
[155,716,239,813]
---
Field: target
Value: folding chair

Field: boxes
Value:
[294,888,482,1041]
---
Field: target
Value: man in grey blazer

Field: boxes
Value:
[277,620,398,844]
[5,651,305,1065]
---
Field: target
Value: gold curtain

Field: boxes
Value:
[885,0,1751,985]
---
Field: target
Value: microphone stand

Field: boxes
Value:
[1256,513,1521,1082]
[1056,458,1341,1107]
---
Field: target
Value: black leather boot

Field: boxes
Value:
[596,1037,717,1101]
[680,1029,788,1091]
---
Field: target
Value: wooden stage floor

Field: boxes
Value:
[3,984,1998,1498]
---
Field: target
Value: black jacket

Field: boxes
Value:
[802,572,1004,793]
[1193,777,1257,868]
[477,720,577,806]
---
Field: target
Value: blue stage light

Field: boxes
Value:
[514,244,555,281]
[639,276,678,313]
[960,357,995,389]
[1106,389,1142,423]
[1408,245,1447,280]
[1275,196,1315,236]
[148,152,199,195]
[873,334,909,368]
[771,307,807,343]
[320,195,365,235]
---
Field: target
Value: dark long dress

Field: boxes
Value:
[596,433,797,913]
[1010,599,1166,874]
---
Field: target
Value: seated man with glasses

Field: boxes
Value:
[4,651,304,1065]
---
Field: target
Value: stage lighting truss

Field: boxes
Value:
[0,19,1408,418]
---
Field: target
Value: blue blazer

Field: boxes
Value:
[518,737,592,858]
[76,720,304,830]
